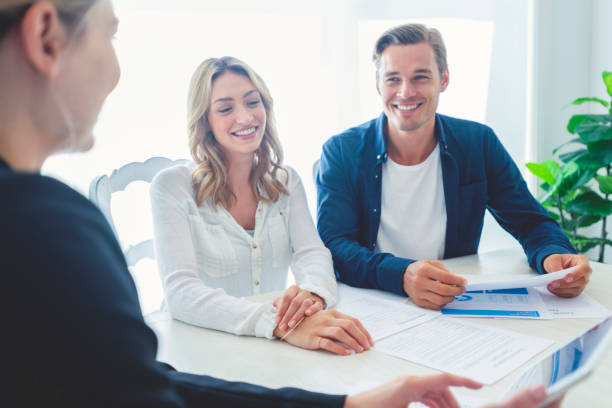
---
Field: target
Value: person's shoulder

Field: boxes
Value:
[282,165,302,191]
[151,161,195,196]
[0,171,96,217]
[326,116,379,147]
[0,172,125,281]
[438,114,497,151]
[438,114,493,135]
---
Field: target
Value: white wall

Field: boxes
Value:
[591,0,612,98]
[531,0,612,262]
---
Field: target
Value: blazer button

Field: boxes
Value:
[373,208,377,213]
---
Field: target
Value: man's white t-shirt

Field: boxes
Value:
[375,144,447,260]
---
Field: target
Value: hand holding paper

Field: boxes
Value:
[403,260,467,309]
[543,253,592,298]
[464,266,579,292]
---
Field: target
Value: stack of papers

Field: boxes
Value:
[442,288,552,319]
[442,266,610,319]
[374,316,552,384]
[335,277,611,385]
[336,284,553,384]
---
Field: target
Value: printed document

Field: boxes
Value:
[336,284,439,341]
[463,266,577,291]
[534,288,611,318]
[374,316,553,384]
[442,288,552,319]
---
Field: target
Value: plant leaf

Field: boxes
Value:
[595,175,612,195]
[543,160,562,180]
[587,139,612,165]
[553,138,584,154]
[571,97,609,108]
[575,120,612,143]
[526,161,557,185]
[575,152,606,170]
[558,162,592,195]
[567,114,599,134]
[577,214,601,228]
[576,239,601,253]
[558,149,588,163]
[604,71,612,98]
[565,191,612,216]
[546,210,560,221]
[571,235,612,253]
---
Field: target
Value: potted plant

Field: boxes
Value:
[526,71,612,262]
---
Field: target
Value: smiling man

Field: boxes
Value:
[316,23,592,310]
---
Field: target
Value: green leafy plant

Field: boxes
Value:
[526,71,612,262]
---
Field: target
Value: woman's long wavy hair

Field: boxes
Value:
[188,56,288,209]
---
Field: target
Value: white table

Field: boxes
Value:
[146,249,612,406]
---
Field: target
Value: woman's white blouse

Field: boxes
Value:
[150,163,337,339]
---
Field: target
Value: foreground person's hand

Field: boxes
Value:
[344,373,482,408]
[274,309,373,355]
[344,377,564,408]
[484,385,563,408]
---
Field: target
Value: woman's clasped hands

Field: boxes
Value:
[273,285,373,355]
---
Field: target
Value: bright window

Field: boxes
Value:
[43,2,528,314]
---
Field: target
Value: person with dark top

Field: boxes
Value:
[0,1,559,407]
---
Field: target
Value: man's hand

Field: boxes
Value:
[274,285,325,330]
[403,260,467,309]
[274,309,373,355]
[543,253,591,298]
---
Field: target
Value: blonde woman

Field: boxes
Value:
[151,56,372,354]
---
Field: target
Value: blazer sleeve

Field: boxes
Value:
[1,174,346,407]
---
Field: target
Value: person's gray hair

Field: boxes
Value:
[0,0,98,41]
[372,23,447,75]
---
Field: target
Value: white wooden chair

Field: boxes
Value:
[312,158,320,185]
[89,156,188,267]
[89,156,188,313]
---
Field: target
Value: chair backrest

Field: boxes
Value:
[312,158,320,185]
[89,156,189,268]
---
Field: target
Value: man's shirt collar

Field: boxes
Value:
[374,113,448,164]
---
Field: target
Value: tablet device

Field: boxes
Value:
[504,315,612,406]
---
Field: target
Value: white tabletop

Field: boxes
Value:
[146,249,612,406]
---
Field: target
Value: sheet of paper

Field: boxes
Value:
[374,316,553,384]
[442,288,552,319]
[463,266,577,291]
[336,284,440,341]
[534,287,612,319]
